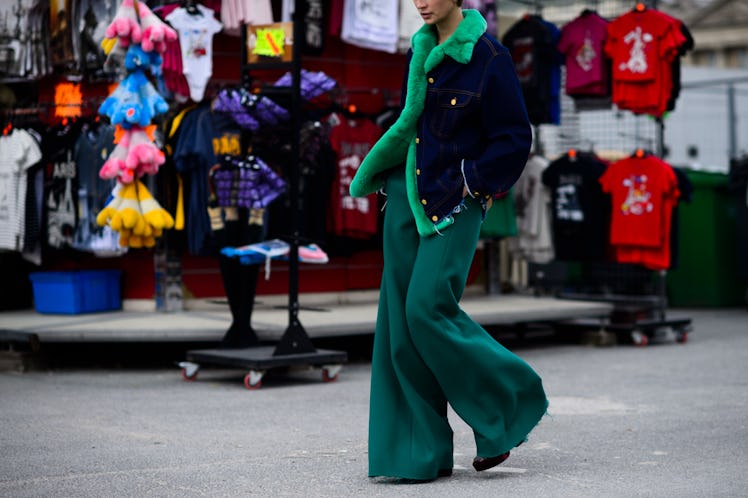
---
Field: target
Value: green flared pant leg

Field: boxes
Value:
[368,168,548,480]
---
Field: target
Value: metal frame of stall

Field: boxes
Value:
[180,4,347,388]
[494,0,693,345]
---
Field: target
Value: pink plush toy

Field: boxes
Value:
[105,0,142,48]
[99,140,129,181]
[137,1,177,54]
[100,126,165,184]
[125,127,165,177]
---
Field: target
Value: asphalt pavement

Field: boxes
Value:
[1,307,746,497]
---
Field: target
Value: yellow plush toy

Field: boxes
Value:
[136,179,174,230]
[97,181,172,248]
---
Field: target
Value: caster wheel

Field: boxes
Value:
[243,371,264,390]
[321,365,342,383]
[631,330,649,347]
[181,368,198,382]
[178,362,199,382]
[322,369,338,383]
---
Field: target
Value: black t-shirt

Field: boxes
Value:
[502,15,556,125]
[42,121,83,249]
[542,152,610,261]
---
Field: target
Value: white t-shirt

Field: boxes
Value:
[221,0,274,35]
[341,0,399,54]
[166,5,223,102]
[0,129,42,251]
[510,154,554,263]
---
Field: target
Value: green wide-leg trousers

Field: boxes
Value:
[368,168,548,480]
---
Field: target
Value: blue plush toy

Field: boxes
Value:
[124,43,163,77]
[99,69,168,128]
[98,80,145,128]
[99,44,169,128]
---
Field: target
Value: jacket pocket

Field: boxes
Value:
[429,90,476,139]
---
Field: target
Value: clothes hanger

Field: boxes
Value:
[182,0,202,16]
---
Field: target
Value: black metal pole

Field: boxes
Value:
[274,1,316,355]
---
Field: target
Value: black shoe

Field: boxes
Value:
[393,468,452,484]
[472,452,510,471]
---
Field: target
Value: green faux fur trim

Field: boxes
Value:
[348,10,487,237]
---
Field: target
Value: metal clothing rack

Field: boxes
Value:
[180,3,346,388]
[496,0,692,345]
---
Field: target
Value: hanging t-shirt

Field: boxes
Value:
[42,122,82,249]
[0,0,48,78]
[173,104,216,254]
[72,0,117,76]
[604,8,686,117]
[558,10,610,96]
[0,129,42,251]
[510,154,553,263]
[166,5,223,102]
[299,121,336,245]
[542,151,610,261]
[598,153,679,249]
[222,0,273,35]
[341,0,399,54]
[502,15,557,125]
[328,116,381,239]
[72,121,119,253]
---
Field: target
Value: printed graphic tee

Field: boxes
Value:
[0,129,42,251]
[542,152,610,261]
[166,5,223,102]
[328,116,382,239]
[599,154,679,248]
[558,10,609,96]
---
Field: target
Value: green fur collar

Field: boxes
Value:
[349,10,487,236]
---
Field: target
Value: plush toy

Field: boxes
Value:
[96,183,125,227]
[100,126,165,183]
[99,81,146,128]
[108,182,146,234]
[96,2,175,249]
[124,43,163,77]
[105,0,142,48]
[138,77,169,119]
[99,140,129,181]
[137,2,178,55]
[96,179,174,248]
[136,180,174,230]
[99,70,168,128]
[126,128,165,177]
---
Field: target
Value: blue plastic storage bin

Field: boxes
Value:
[29,270,122,314]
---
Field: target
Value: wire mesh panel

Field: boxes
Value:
[496,0,670,309]
[497,0,664,161]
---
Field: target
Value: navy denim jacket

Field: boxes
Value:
[412,34,532,224]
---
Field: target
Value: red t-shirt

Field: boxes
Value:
[328,116,382,239]
[599,154,679,248]
[605,9,680,82]
[604,9,685,116]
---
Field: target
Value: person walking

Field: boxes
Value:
[349,0,549,482]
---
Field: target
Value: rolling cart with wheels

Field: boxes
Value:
[178,7,347,388]
[178,346,346,390]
